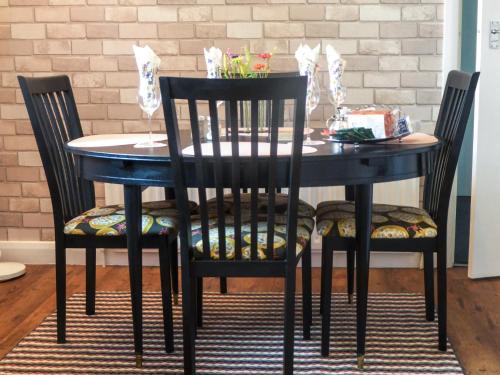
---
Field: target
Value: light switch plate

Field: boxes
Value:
[490,21,500,49]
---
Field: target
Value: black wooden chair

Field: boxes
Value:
[317,70,480,367]
[18,75,182,366]
[160,75,313,375]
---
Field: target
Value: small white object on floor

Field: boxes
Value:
[182,142,317,157]
[68,134,167,148]
[0,262,26,282]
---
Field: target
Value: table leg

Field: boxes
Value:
[124,185,143,367]
[355,184,372,370]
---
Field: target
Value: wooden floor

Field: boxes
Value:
[1,265,499,374]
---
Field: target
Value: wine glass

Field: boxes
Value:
[304,71,324,146]
[135,83,165,148]
[325,85,347,132]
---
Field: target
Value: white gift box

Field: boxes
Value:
[347,113,392,138]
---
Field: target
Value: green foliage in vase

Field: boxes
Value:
[221,47,273,79]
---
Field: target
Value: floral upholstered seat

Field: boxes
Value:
[64,200,197,236]
[192,193,316,260]
[316,201,437,239]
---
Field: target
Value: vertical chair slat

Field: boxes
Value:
[45,92,78,219]
[275,99,285,194]
[435,87,454,139]
[277,100,285,128]
[59,83,94,211]
[436,91,466,199]
[34,94,71,218]
[250,99,259,260]
[427,87,457,215]
[209,99,226,261]
[435,90,464,202]
[229,100,242,260]
[48,93,69,141]
[286,95,306,264]
[266,99,272,137]
[265,98,280,261]
[32,95,60,177]
[55,91,71,129]
[224,101,230,138]
[47,92,81,218]
[433,88,463,215]
[442,89,459,140]
[42,93,73,217]
[449,91,467,139]
[62,90,85,141]
[239,101,244,129]
[188,99,211,260]
[54,91,84,213]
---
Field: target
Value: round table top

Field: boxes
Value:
[65,131,441,163]
[65,131,441,187]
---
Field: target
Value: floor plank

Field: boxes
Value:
[0,265,499,374]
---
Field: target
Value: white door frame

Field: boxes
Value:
[468,0,500,279]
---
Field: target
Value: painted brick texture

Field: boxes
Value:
[0,0,443,239]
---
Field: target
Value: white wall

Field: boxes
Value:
[468,0,500,278]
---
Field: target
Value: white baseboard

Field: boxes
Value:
[0,241,421,268]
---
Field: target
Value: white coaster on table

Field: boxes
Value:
[68,134,167,148]
[182,142,317,157]
[384,132,438,145]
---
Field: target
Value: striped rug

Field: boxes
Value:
[0,292,463,374]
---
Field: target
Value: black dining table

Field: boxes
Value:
[65,130,440,364]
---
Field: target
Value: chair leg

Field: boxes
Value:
[437,239,447,351]
[302,242,312,340]
[197,277,203,328]
[159,240,174,353]
[220,277,227,294]
[346,247,355,304]
[170,238,179,306]
[321,243,333,357]
[55,240,66,344]
[319,237,327,316]
[424,250,435,322]
[191,276,198,338]
[85,247,96,316]
[181,273,196,374]
[283,267,296,375]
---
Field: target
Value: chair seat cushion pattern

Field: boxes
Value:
[64,200,197,236]
[316,201,438,239]
[192,193,316,260]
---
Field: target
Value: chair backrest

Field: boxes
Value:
[424,70,480,224]
[18,75,95,229]
[160,76,307,263]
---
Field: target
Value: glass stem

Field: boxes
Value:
[148,113,153,145]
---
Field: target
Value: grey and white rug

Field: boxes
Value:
[0,292,463,374]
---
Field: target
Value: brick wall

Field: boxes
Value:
[0,0,443,241]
